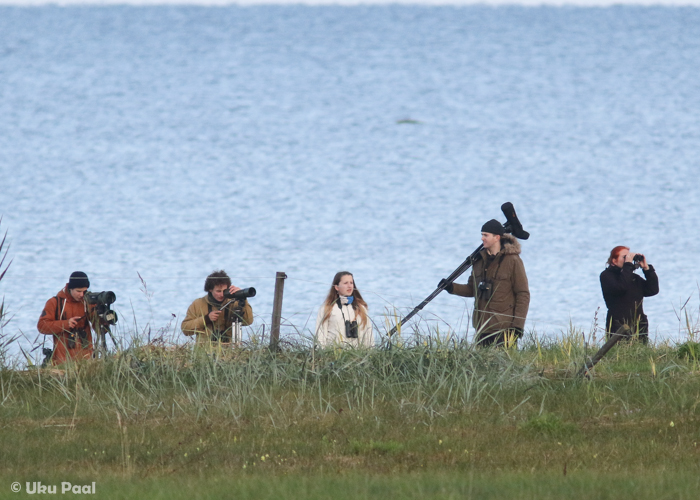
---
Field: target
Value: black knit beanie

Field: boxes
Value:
[68,271,90,290]
[481,219,505,236]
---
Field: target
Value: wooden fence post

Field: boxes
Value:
[578,325,631,378]
[270,272,287,351]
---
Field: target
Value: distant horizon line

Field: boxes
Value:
[2,0,699,6]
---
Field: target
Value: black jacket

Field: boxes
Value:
[600,263,659,333]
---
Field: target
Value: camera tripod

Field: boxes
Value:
[219,299,246,345]
[93,322,117,358]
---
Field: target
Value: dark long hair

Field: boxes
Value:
[320,271,368,327]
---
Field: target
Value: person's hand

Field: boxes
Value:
[229,285,241,295]
[625,252,637,264]
[208,310,221,322]
[438,279,453,293]
[640,254,649,271]
[67,317,81,329]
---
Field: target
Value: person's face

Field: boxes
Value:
[481,232,500,251]
[69,287,88,301]
[334,275,355,297]
[613,249,629,268]
[211,284,228,302]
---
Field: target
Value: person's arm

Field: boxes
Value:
[87,303,103,334]
[510,257,530,330]
[450,272,475,298]
[223,286,254,326]
[360,311,374,348]
[600,263,635,296]
[642,264,659,297]
[226,300,254,327]
[314,307,330,346]
[239,300,254,326]
[37,297,69,335]
[181,301,208,337]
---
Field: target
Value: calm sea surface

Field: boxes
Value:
[1,5,700,360]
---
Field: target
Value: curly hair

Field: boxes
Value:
[204,270,231,292]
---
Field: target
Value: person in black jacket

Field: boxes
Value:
[600,246,659,344]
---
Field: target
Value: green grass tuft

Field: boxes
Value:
[519,413,579,437]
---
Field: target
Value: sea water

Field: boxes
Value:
[1,5,699,360]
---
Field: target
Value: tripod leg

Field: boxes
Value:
[233,320,242,345]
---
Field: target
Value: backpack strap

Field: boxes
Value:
[54,296,65,321]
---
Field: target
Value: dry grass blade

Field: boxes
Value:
[0,217,11,282]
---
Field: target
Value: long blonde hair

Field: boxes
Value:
[320,271,368,326]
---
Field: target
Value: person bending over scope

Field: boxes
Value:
[315,271,373,347]
[600,246,659,344]
[37,271,98,365]
[182,270,253,344]
[442,219,530,347]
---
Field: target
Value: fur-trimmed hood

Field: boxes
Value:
[494,233,522,256]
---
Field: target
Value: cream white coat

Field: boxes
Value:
[315,302,373,348]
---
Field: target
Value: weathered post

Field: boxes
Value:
[269,272,287,351]
[578,325,631,378]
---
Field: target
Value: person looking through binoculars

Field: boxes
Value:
[37,271,117,365]
[441,219,530,347]
[600,246,659,344]
[315,271,373,347]
[181,270,254,344]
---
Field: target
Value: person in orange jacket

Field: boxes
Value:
[37,271,98,365]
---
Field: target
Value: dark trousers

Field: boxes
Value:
[475,330,521,347]
[606,315,649,345]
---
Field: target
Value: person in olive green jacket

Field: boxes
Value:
[443,219,530,347]
[181,270,253,344]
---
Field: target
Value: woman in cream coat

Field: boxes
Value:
[315,271,373,347]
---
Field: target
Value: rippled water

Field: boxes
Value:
[1,5,700,359]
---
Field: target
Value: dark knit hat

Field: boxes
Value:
[481,219,504,236]
[68,271,90,290]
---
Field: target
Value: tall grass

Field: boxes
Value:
[1,229,700,493]
[1,317,699,500]
[0,333,698,489]
[2,301,699,432]
[0,217,17,370]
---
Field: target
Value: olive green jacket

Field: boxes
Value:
[449,234,530,333]
[181,294,253,343]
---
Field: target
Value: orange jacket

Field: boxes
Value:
[37,287,95,364]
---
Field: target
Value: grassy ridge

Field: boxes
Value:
[1,332,700,498]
